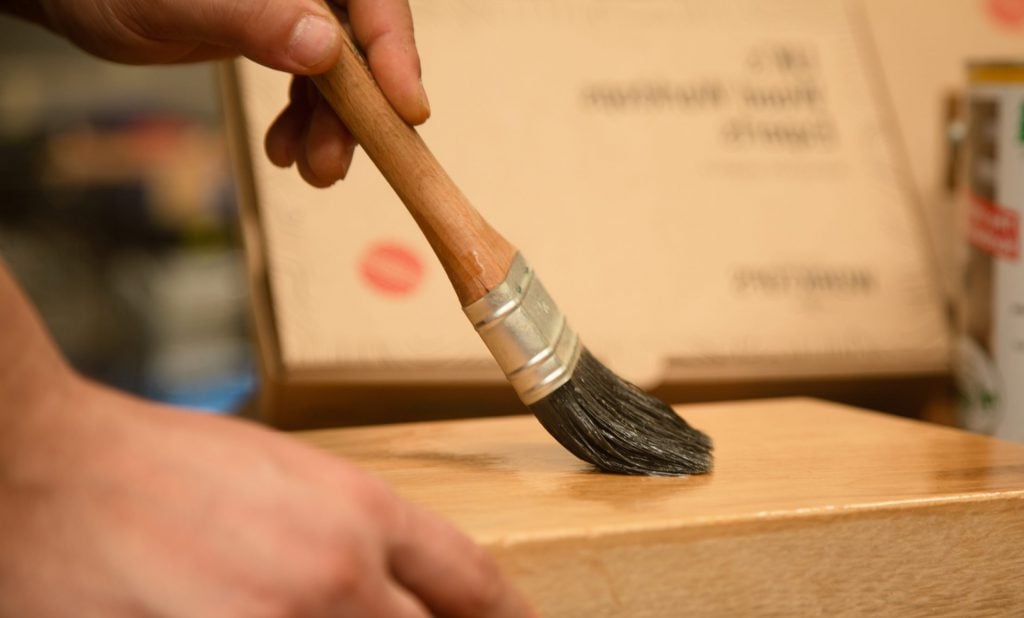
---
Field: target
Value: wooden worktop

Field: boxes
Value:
[297,398,1024,616]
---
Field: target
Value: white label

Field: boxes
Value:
[959,82,1024,440]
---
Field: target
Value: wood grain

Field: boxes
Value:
[296,398,1024,616]
[311,10,516,305]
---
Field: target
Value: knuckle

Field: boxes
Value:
[323,553,363,599]
[319,527,365,585]
[351,475,402,522]
[249,552,364,617]
[243,588,307,618]
[264,603,305,618]
[221,0,275,40]
[461,547,504,613]
[300,549,366,611]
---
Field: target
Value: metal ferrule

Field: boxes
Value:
[463,253,582,405]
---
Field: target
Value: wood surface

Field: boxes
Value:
[311,7,516,305]
[296,398,1024,616]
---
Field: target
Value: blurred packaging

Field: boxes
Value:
[955,64,1024,441]
[0,26,253,411]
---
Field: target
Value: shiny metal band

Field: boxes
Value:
[463,253,582,405]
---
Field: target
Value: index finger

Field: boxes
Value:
[388,502,536,618]
[342,0,430,125]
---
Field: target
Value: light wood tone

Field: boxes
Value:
[297,398,1024,616]
[311,9,516,305]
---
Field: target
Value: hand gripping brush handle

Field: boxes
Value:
[309,10,712,475]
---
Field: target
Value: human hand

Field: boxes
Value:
[31,0,429,187]
[0,375,533,617]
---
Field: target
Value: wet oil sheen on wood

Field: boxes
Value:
[297,398,1024,617]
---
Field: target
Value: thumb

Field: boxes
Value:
[144,0,342,73]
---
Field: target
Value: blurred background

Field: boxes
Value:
[0,15,253,412]
[1,2,1021,433]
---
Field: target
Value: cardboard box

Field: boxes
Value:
[296,398,1024,616]
[221,0,950,428]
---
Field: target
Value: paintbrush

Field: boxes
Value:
[308,14,712,475]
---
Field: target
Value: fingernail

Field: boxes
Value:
[288,15,338,69]
[340,143,356,180]
[416,80,431,119]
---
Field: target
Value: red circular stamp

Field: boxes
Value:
[987,0,1024,27]
[359,241,425,296]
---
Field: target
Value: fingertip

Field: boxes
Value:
[367,49,431,125]
[348,0,429,124]
[304,98,355,185]
[296,152,334,189]
[204,0,343,75]
[266,77,318,168]
[406,80,431,125]
[294,120,331,189]
[286,12,343,74]
[387,503,531,618]
[265,109,300,168]
[337,137,357,181]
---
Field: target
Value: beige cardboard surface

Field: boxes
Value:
[228,0,948,396]
[862,0,1024,200]
[859,0,1024,296]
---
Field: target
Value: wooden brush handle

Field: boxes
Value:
[311,14,517,306]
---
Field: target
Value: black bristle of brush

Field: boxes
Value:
[529,348,713,476]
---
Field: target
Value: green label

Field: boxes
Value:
[1020,102,1024,143]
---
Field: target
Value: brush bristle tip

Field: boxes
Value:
[528,348,714,477]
